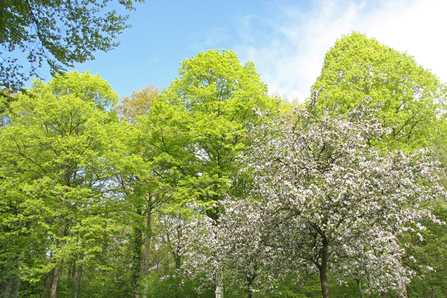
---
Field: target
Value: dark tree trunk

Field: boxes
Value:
[41,269,54,298]
[142,195,153,275]
[13,278,20,298]
[319,237,330,298]
[132,207,143,298]
[73,265,82,298]
[3,279,11,298]
[246,279,253,298]
[50,265,62,298]
[356,279,364,298]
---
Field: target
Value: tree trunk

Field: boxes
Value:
[142,197,152,275]
[132,206,143,298]
[356,279,364,298]
[396,258,408,298]
[13,278,21,298]
[142,197,153,298]
[73,265,82,298]
[50,265,62,298]
[396,276,408,298]
[246,279,253,298]
[380,291,388,298]
[215,269,224,298]
[319,237,330,298]
[3,279,11,298]
[41,269,54,298]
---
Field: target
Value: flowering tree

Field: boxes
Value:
[181,92,446,298]
[180,199,297,298]
[240,95,444,298]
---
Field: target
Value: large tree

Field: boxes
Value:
[0,71,128,298]
[211,96,445,298]
[311,32,446,151]
[139,49,278,297]
[311,32,447,297]
[141,49,278,213]
[0,0,142,90]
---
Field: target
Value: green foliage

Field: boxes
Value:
[0,0,143,90]
[404,199,447,297]
[311,31,446,151]
[0,71,127,296]
[29,70,120,110]
[142,50,277,215]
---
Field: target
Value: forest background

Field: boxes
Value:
[1,1,447,298]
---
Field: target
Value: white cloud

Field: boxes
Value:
[235,0,447,102]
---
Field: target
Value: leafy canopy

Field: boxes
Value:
[116,85,159,122]
[141,49,277,214]
[0,0,143,90]
[311,32,446,151]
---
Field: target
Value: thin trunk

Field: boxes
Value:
[246,278,254,298]
[380,291,388,298]
[49,181,68,298]
[3,279,11,298]
[41,269,54,298]
[319,237,330,298]
[142,196,153,298]
[215,269,224,298]
[132,207,143,298]
[356,279,364,298]
[73,265,82,298]
[142,196,152,275]
[173,252,181,270]
[49,265,62,298]
[13,278,20,298]
[396,262,408,298]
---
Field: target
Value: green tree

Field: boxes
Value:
[112,85,168,297]
[311,32,446,151]
[140,49,278,297]
[0,0,143,90]
[0,71,127,298]
[146,49,277,211]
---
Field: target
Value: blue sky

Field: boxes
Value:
[26,0,447,102]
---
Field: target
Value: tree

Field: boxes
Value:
[112,85,167,297]
[217,96,444,298]
[0,0,143,90]
[116,85,159,123]
[310,32,446,151]
[140,49,278,296]
[311,32,447,297]
[0,71,127,298]
[145,49,277,211]
[180,199,296,298]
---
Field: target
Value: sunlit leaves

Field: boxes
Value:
[311,32,446,151]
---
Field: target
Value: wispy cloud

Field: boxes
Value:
[234,0,447,102]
